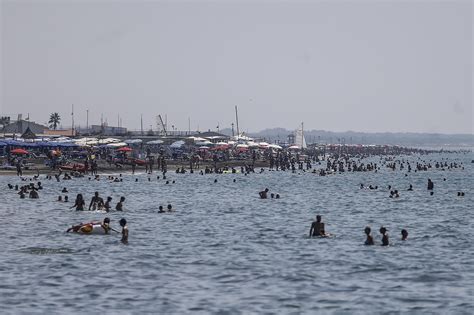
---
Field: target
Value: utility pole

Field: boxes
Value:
[71,104,75,136]
[86,109,89,131]
[235,106,240,136]
[188,117,191,135]
[140,114,144,135]
[231,123,234,137]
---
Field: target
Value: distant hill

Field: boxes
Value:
[219,128,474,147]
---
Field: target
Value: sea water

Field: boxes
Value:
[0,152,473,314]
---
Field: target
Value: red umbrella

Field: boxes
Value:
[11,148,29,155]
[116,147,133,152]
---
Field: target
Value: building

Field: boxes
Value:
[1,120,49,135]
[89,125,127,136]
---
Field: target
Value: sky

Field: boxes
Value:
[1,0,472,134]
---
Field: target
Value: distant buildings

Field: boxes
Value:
[1,119,48,135]
[88,125,127,136]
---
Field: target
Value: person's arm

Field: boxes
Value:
[88,198,93,210]
[309,223,314,237]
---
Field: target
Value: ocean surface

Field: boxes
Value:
[1,152,473,314]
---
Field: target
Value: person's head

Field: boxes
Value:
[94,191,99,197]
[120,196,125,202]
[77,194,83,200]
[401,229,408,240]
[64,196,68,202]
[159,205,163,211]
[103,217,110,224]
[276,194,280,199]
[380,227,387,234]
[119,218,127,227]
[364,226,371,235]
[265,188,269,192]
[58,196,62,201]
[167,204,172,210]
[107,196,112,201]
[270,193,274,198]
[316,215,321,222]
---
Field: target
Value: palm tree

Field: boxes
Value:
[48,112,61,130]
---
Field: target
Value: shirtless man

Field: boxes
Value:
[120,218,128,244]
[88,192,104,210]
[115,196,125,211]
[104,197,112,212]
[259,188,269,199]
[309,215,326,237]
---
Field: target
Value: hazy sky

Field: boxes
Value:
[1,0,472,134]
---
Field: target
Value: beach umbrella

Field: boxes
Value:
[124,139,143,144]
[236,144,249,148]
[146,140,164,145]
[195,140,213,146]
[269,144,283,150]
[11,148,29,155]
[116,147,133,152]
[288,145,301,150]
[170,140,185,148]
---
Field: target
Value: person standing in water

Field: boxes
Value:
[309,215,326,237]
[427,179,434,190]
[401,229,408,240]
[88,192,104,210]
[380,227,389,246]
[116,196,125,211]
[71,194,85,211]
[119,218,128,244]
[364,226,374,245]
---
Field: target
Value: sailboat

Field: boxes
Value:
[294,122,307,149]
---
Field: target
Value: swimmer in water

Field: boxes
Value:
[380,227,389,246]
[158,205,166,213]
[167,204,173,212]
[71,194,85,211]
[364,226,374,245]
[88,192,104,210]
[120,218,128,244]
[309,215,326,237]
[427,179,434,190]
[115,196,125,211]
[259,188,269,199]
[104,197,112,212]
[401,229,408,241]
